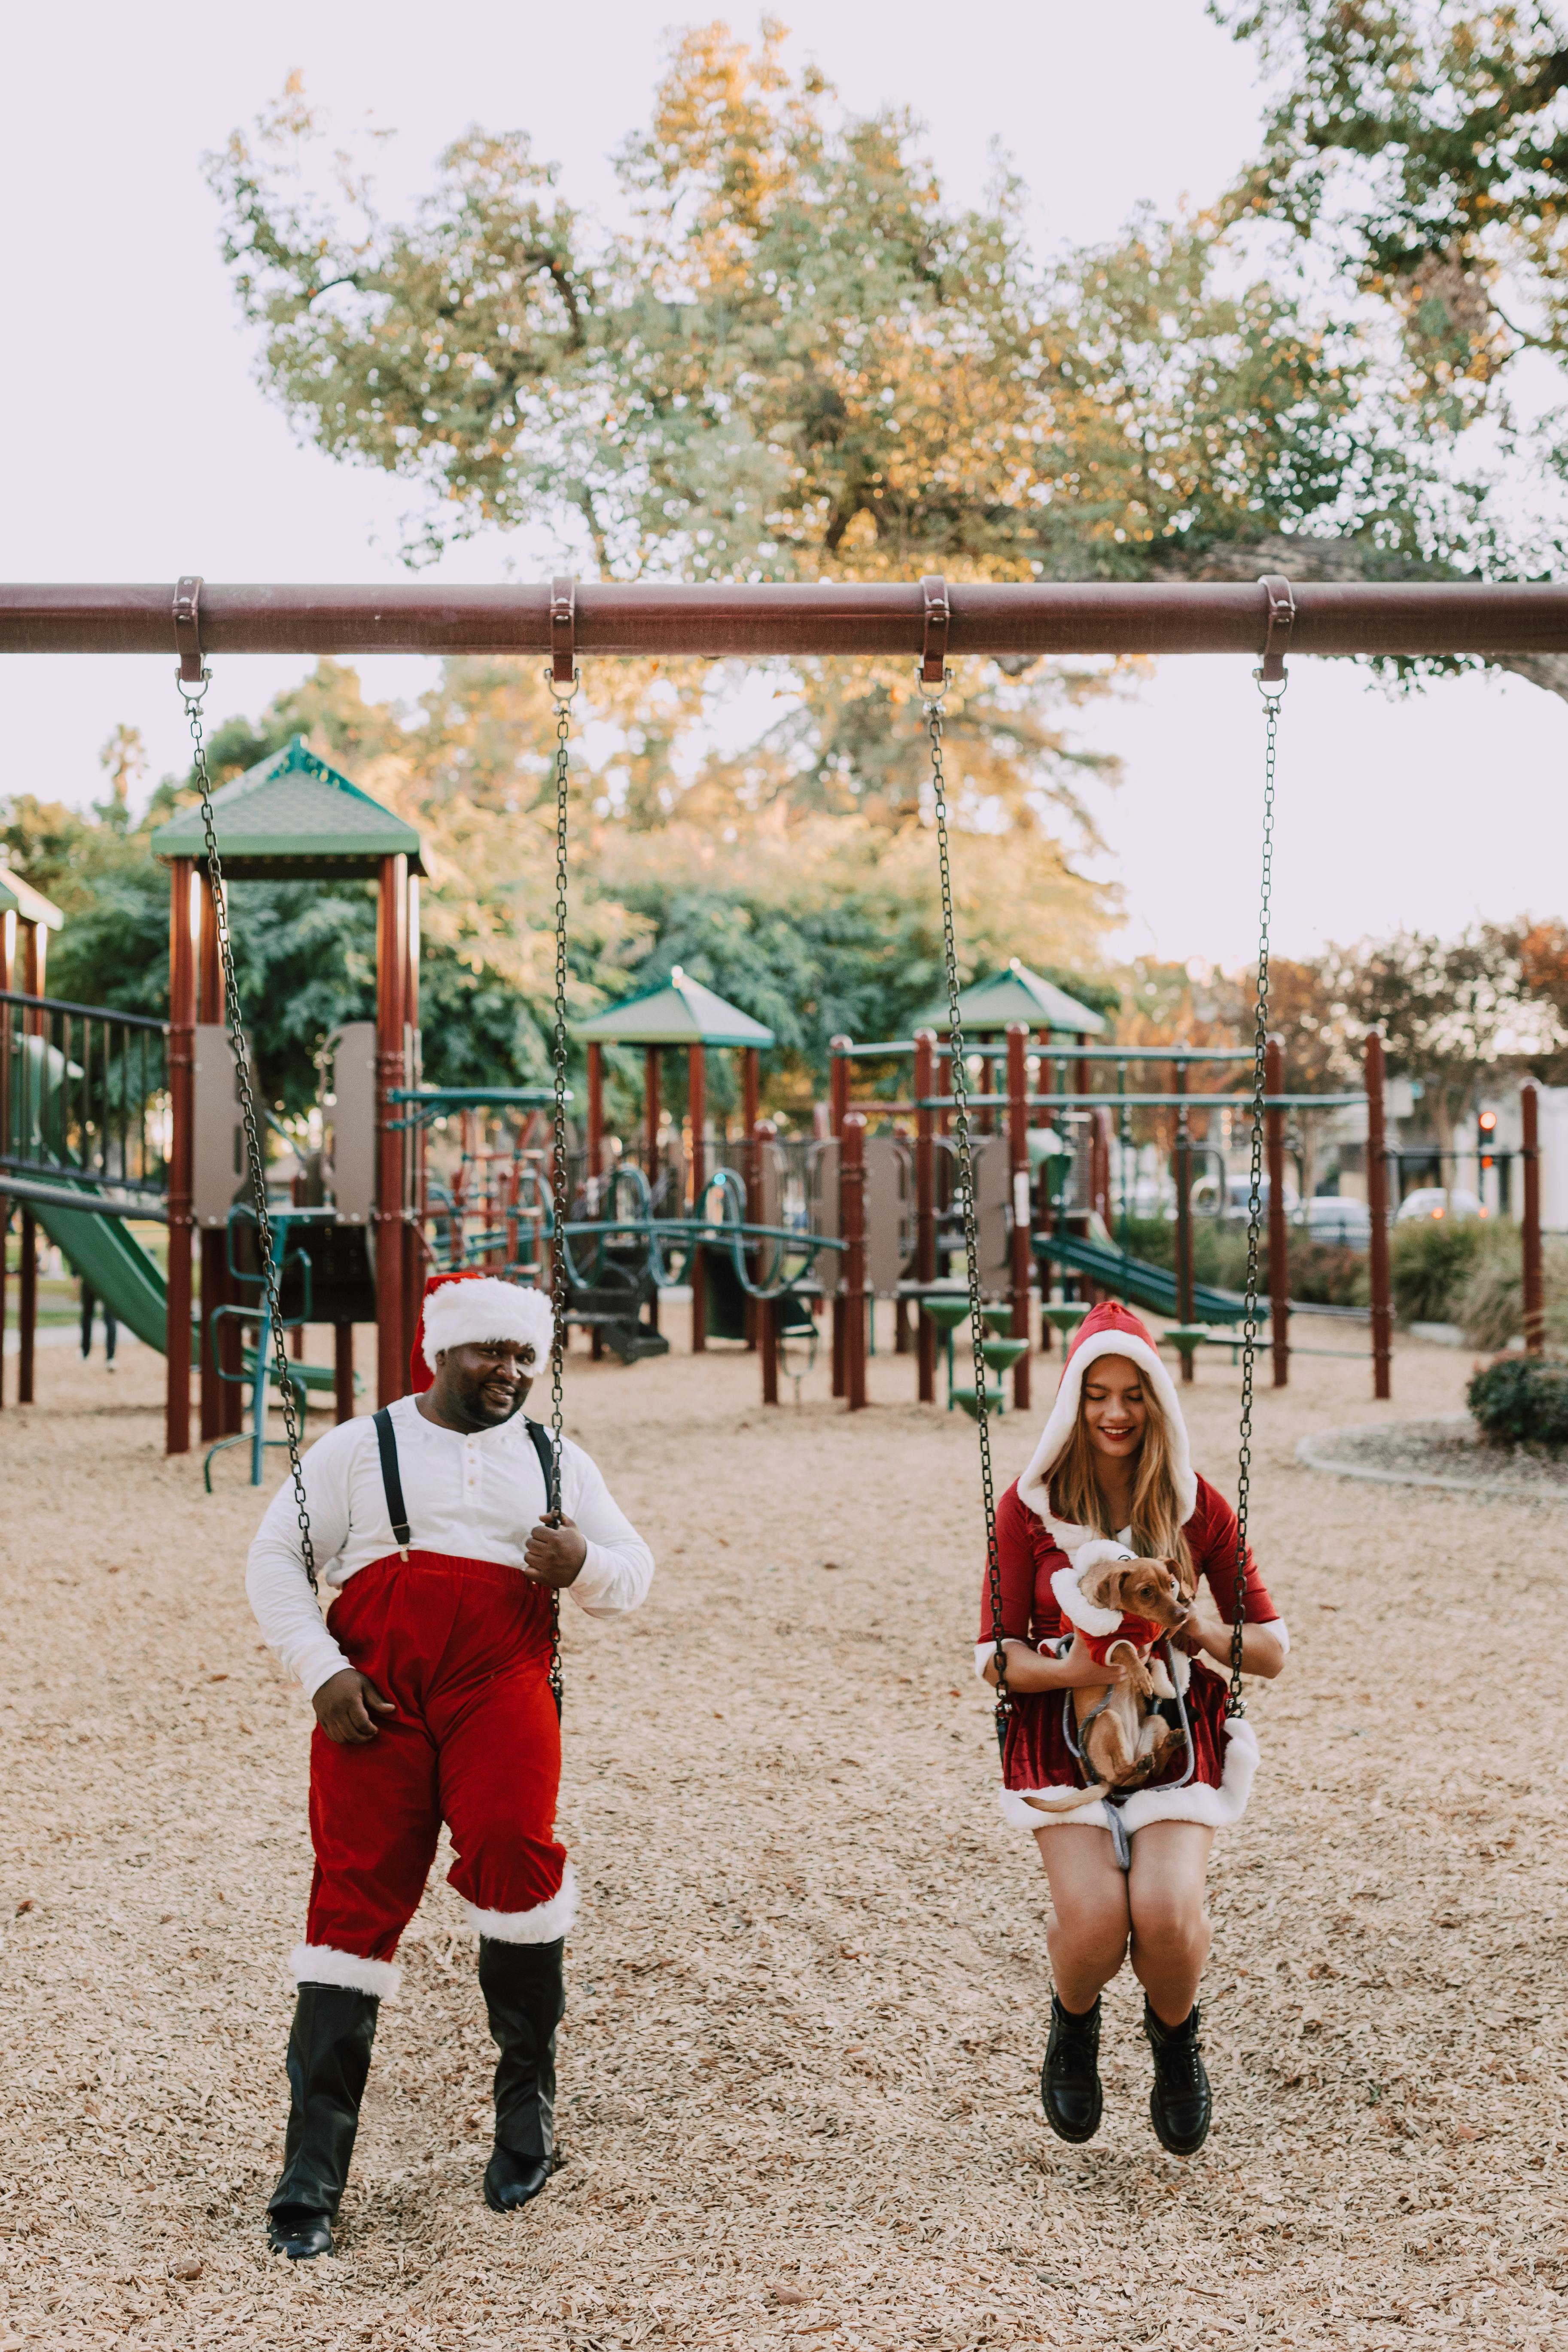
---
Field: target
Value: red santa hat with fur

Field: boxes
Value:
[1016,1299,1197,1529]
[407,1270,556,1394]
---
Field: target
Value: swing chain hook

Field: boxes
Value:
[1254,572,1294,700]
[922,656,1010,1753]
[1230,601,1286,1716]
[175,625,318,1592]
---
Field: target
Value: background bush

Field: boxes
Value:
[1467,1356,1568,1448]
[1389,1218,1490,1325]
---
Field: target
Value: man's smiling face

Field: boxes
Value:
[432,1338,537,1430]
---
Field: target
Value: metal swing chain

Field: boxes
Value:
[177,673,319,1593]
[544,665,578,1723]
[1230,677,1282,1717]
[923,671,1009,1754]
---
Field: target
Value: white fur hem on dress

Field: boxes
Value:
[289,1944,401,1999]
[1000,1715,1260,1835]
[461,1862,577,1943]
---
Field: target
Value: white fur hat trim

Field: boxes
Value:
[1051,1543,1137,1638]
[1017,1329,1197,1525]
[420,1276,554,1373]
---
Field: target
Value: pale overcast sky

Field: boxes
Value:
[3,0,1562,968]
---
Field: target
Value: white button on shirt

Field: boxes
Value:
[246,1393,655,1698]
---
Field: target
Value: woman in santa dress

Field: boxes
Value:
[976,1300,1288,2155]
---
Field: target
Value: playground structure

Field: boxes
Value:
[2,574,1565,1446]
[573,969,776,1360]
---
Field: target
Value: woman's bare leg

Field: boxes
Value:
[1033,1826,1131,2009]
[1127,1821,1215,2023]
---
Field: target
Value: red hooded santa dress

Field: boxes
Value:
[976,1301,1287,1835]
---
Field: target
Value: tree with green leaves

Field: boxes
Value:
[1209,2,1568,695]
[3,651,1115,1118]
[212,30,1391,586]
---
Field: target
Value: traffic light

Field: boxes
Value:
[1479,1108,1497,1171]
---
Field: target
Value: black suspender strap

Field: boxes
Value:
[373,1406,413,1560]
[373,1409,557,1567]
[526,1416,561,1521]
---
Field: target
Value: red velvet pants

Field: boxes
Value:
[305,1550,565,1962]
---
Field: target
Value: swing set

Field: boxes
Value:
[4,569,1561,1743]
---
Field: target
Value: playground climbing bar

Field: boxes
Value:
[6,579,1568,661]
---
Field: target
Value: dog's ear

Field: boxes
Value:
[1080,1563,1129,1615]
[1167,1553,1197,1600]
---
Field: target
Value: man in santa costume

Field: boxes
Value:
[247,1272,654,2258]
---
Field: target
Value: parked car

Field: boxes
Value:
[1219,1174,1299,1217]
[1303,1196,1371,1248]
[1395,1187,1482,1223]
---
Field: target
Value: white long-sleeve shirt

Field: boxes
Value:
[246,1394,655,1697]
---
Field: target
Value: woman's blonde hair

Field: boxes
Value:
[1049,1353,1193,1576]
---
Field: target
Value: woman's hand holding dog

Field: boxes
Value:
[983,1635,1132,1693]
[1171,1606,1288,1679]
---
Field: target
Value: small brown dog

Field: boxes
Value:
[1023,1556,1195,1813]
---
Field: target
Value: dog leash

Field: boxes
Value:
[1062,1638,1198,1874]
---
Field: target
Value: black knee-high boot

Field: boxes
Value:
[478,1935,565,2213]
[265,1985,380,2259]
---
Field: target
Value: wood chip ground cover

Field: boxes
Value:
[1,1321,1564,2349]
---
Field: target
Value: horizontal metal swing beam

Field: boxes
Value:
[4,579,1568,661]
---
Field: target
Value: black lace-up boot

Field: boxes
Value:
[1040,1993,1103,2143]
[478,1936,566,2212]
[265,1985,380,2258]
[1144,1996,1212,2155]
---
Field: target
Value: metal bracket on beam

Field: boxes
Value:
[173,575,205,683]
[1256,573,1295,685]
[550,575,576,687]
[919,574,950,688]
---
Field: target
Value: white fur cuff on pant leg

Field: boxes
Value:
[289,1943,401,1999]
[462,1861,578,1944]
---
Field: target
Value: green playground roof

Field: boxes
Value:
[150,735,424,879]
[573,968,775,1050]
[914,959,1107,1037]
[0,864,64,931]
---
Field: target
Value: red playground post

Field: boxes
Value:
[1174,1057,1195,1383]
[1364,1031,1393,1400]
[1522,1079,1544,1355]
[1265,1035,1289,1388]
[914,1030,937,1404]
[165,857,195,1453]
[829,1036,850,1400]
[1005,1023,1032,1412]
[688,1041,706,1355]
[842,1112,868,1410]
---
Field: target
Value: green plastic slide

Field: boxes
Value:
[27,1194,170,1353]
[8,1030,171,1353]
